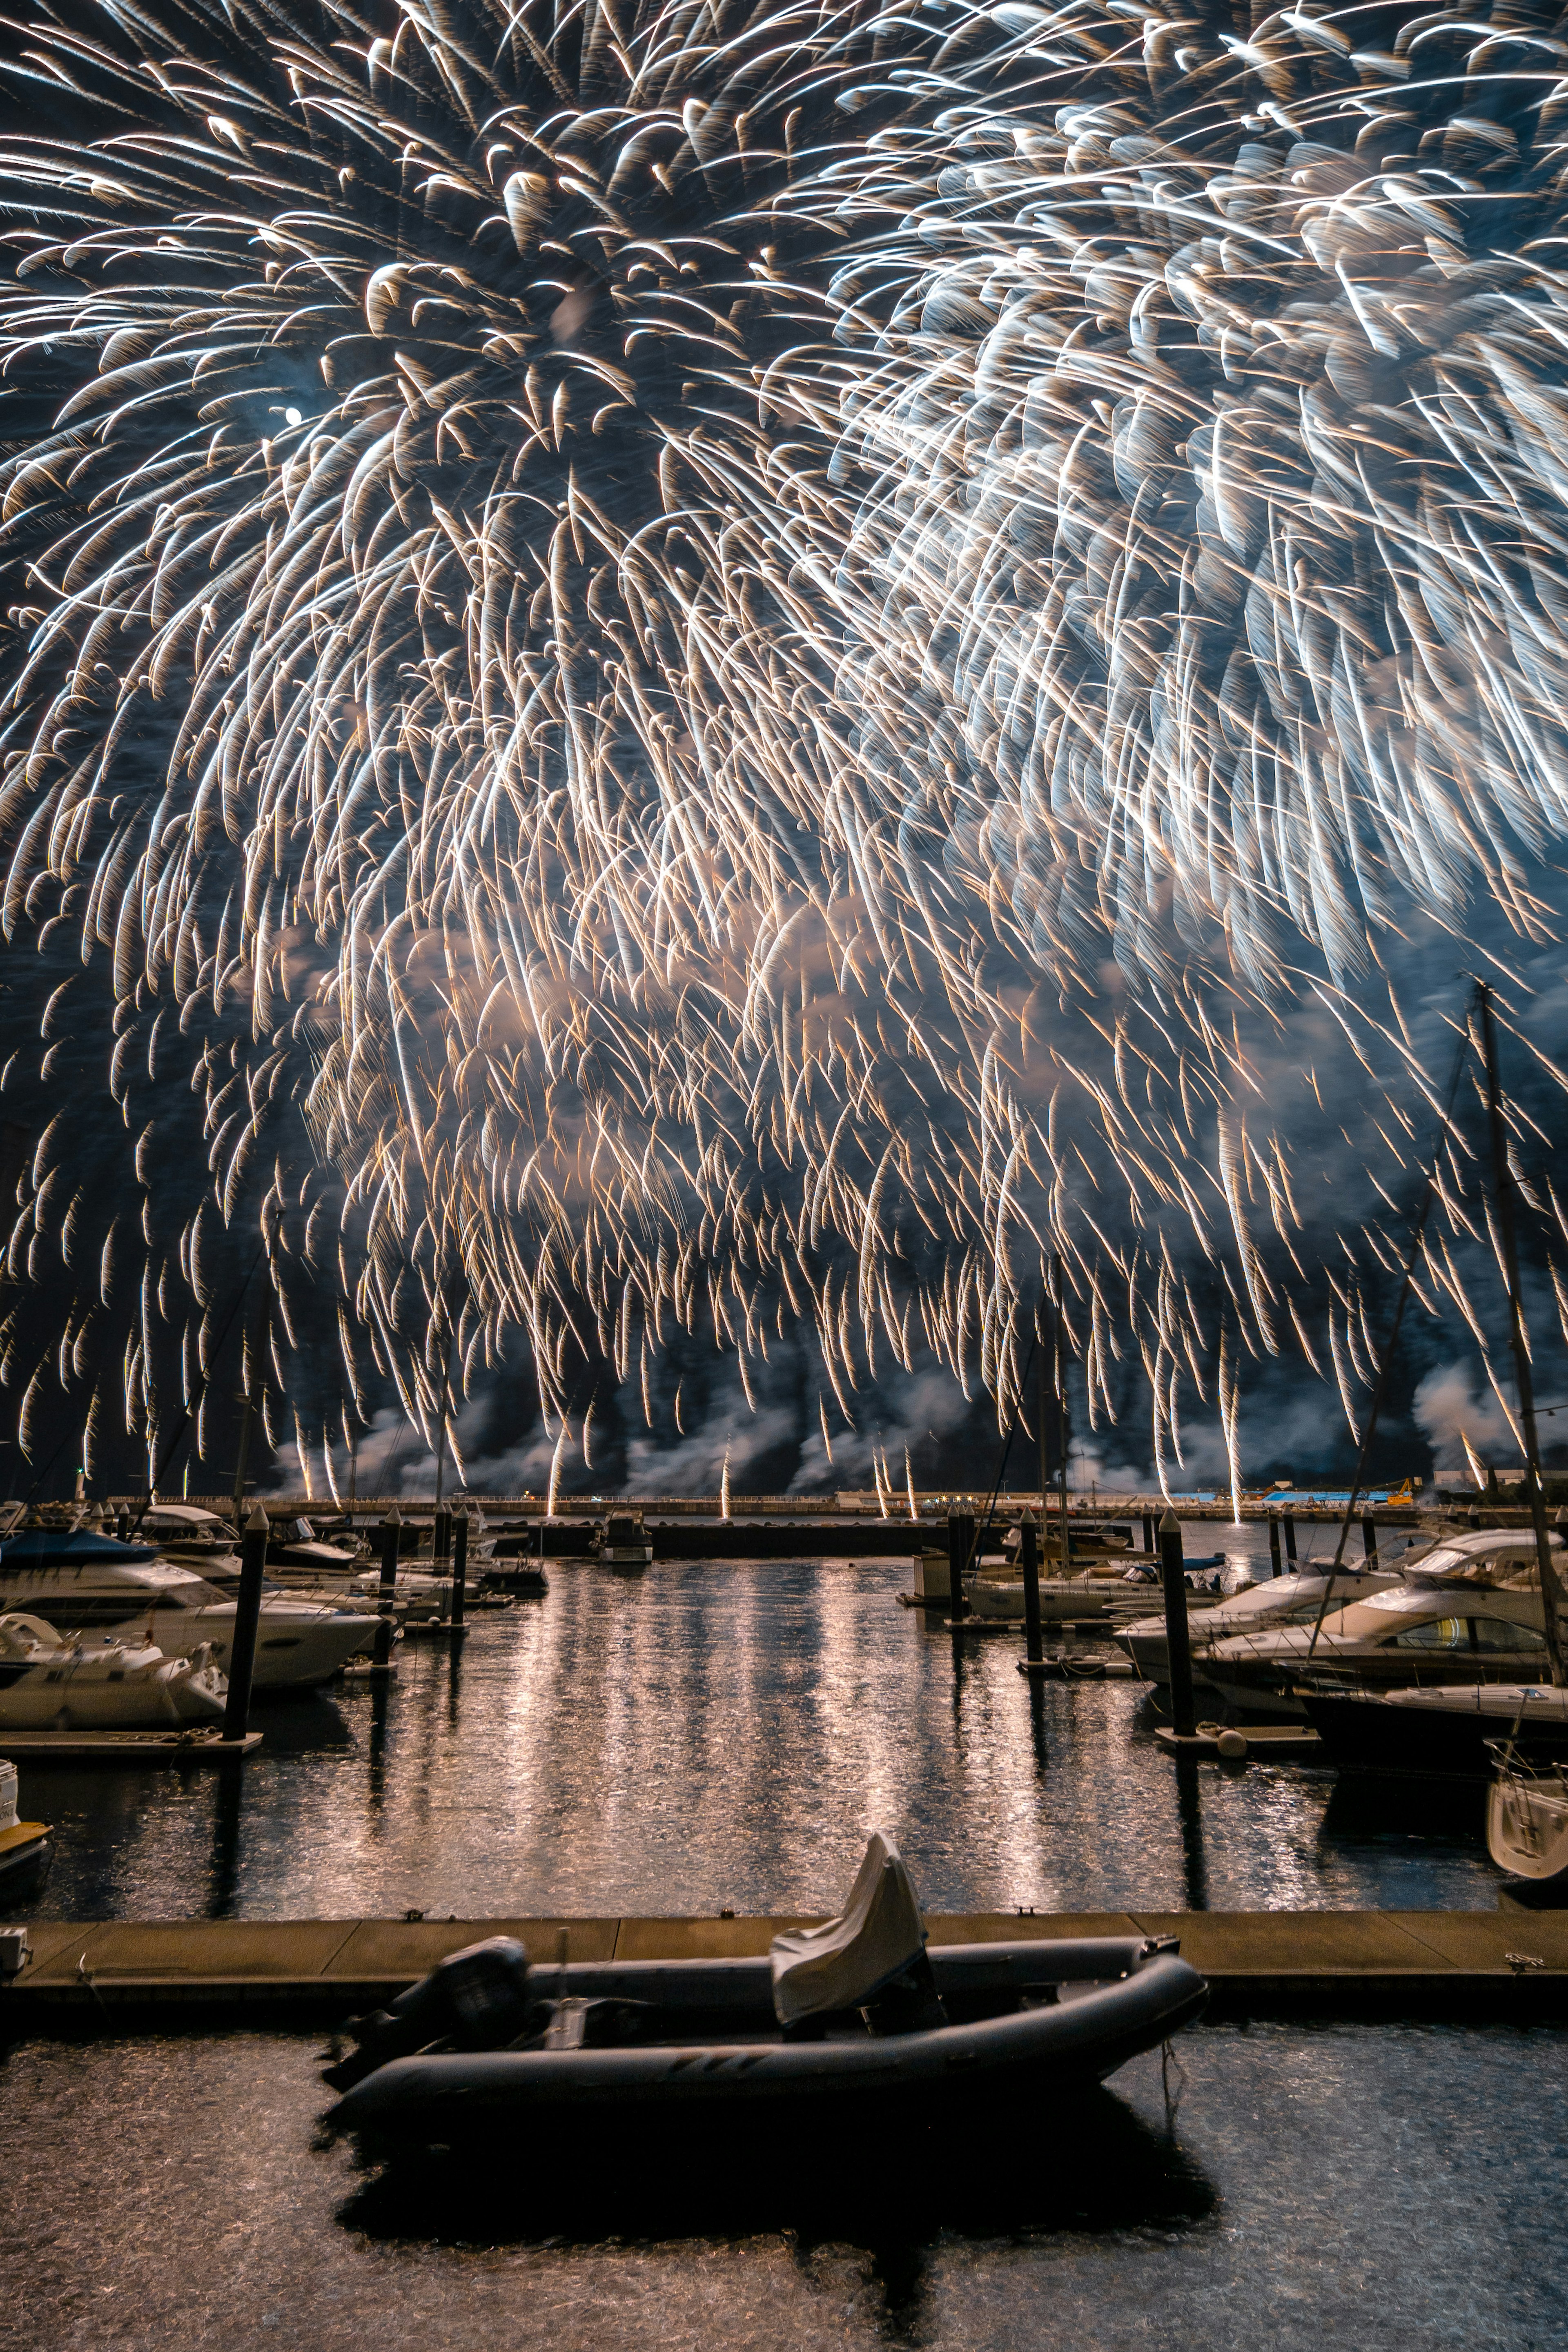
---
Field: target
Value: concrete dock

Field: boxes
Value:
[4,1909,1567,2022]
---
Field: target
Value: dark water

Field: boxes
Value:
[4,2023,1564,2350]
[8,1528,1501,1923]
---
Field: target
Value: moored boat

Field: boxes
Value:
[1116,1567,1396,1685]
[0,1758,51,1896]
[323,1832,1207,2152]
[1200,1530,1557,1717]
[601,1513,653,1572]
[0,1613,226,1727]
[1488,1751,1568,1895]
[1301,1682,1568,1781]
[0,1545,377,1686]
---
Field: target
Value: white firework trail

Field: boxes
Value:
[0,0,1564,1487]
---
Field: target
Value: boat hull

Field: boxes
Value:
[0,1582,376,1688]
[969,1579,1117,1623]
[1488,1767,1568,1889]
[0,1820,51,1896]
[0,1666,223,1728]
[1302,1686,1568,1781]
[327,1942,1206,2151]
[1208,1653,1553,1720]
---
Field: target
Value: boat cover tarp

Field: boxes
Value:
[769,1831,925,2027]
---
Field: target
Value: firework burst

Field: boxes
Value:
[820,0,1568,1456]
[0,0,1564,1489]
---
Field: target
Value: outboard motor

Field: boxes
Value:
[770,1831,947,2040]
[325,1936,532,2091]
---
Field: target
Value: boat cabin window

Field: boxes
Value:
[1470,1618,1548,1653]
[153,1577,229,1609]
[1389,1617,1468,1649]
[1438,1555,1541,1590]
[1388,1615,1547,1652]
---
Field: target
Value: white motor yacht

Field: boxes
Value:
[262,1515,370,1594]
[1115,1567,1398,1684]
[217,1514,442,1624]
[120,1501,242,1576]
[273,1515,496,1619]
[0,1539,376,1687]
[969,1532,1245,1626]
[1200,1529,1557,1717]
[960,1519,1152,1623]
[0,1613,226,1727]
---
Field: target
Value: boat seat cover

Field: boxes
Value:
[769,1832,926,2027]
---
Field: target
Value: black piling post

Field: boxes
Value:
[1283,1513,1297,1562]
[432,1506,453,1621]
[1159,1508,1196,1740]
[372,1503,401,1675]
[1268,1514,1282,1577]
[1361,1513,1379,1567]
[450,1508,469,1635]
[1142,1511,1155,1554]
[221,1502,270,1744]
[1021,1515,1044,1666]
[948,1512,974,1624]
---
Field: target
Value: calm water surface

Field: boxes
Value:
[3,2024,1563,2350]
[9,1524,1501,1921]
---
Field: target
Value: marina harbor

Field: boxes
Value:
[6,0,1568,2330]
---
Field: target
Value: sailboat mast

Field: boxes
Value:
[1477,982,1568,1687]
[1054,1253,1069,1567]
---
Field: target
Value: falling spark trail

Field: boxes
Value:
[0,0,1564,1489]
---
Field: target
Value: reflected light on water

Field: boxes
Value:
[9,1530,1496,1926]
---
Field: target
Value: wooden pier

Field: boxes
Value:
[4,1909,1566,2021]
[0,1731,261,1764]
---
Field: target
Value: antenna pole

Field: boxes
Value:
[1478,983,1568,1686]
[1054,1255,1069,1573]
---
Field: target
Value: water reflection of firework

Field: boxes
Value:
[0,0,1565,1488]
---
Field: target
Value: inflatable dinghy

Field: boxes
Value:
[323,1833,1207,2152]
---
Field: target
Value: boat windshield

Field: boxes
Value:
[1327,1590,1459,1638]
[1330,1587,1546,1642]
[1415,1552,1542,1590]
[1410,1531,1561,1588]
[144,1576,231,1609]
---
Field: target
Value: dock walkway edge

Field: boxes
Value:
[5,1910,1568,2022]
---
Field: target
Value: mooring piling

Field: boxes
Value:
[432,1506,453,1621]
[450,1508,469,1633]
[1021,1515,1044,1666]
[947,1511,974,1625]
[1268,1514,1282,1577]
[220,1501,270,1744]
[1159,1509,1196,1740]
[1361,1514,1379,1567]
[372,1504,401,1675]
[1283,1512,1297,1561]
